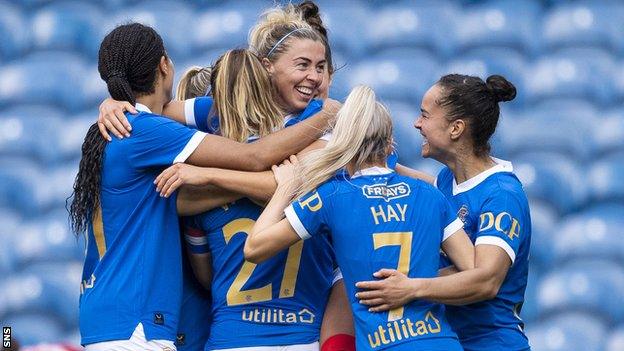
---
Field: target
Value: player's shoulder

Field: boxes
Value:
[128,110,179,130]
[481,172,528,212]
[191,198,261,230]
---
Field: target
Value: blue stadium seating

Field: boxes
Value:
[588,153,624,203]
[0,158,46,216]
[528,200,558,268]
[455,0,542,56]
[0,105,64,165]
[22,261,82,328]
[592,110,624,156]
[552,204,624,264]
[526,312,607,351]
[0,1,30,60]
[365,0,458,58]
[30,1,102,58]
[347,48,439,104]
[314,0,371,59]
[0,52,89,110]
[514,152,587,214]
[384,100,422,166]
[111,1,194,62]
[498,103,595,160]
[190,1,265,54]
[524,48,615,105]
[444,48,528,107]
[607,326,624,351]
[542,2,624,53]
[536,259,624,322]
[0,273,57,320]
[2,312,67,346]
[520,264,541,322]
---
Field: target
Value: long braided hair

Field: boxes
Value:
[68,23,166,235]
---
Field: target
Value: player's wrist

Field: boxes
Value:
[409,278,428,300]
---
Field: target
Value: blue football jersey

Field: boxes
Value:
[79,103,206,344]
[436,158,531,351]
[176,242,211,351]
[183,97,323,134]
[286,167,464,351]
[184,198,335,350]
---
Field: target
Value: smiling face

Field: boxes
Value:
[414,84,454,161]
[265,38,326,113]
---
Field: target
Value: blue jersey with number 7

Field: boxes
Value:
[286,167,464,351]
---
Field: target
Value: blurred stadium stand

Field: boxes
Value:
[0,0,622,349]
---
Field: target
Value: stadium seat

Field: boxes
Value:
[542,2,624,53]
[190,1,265,54]
[519,264,541,323]
[412,158,444,178]
[525,312,607,351]
[2,312,66,346]
[536,259,624,322]
[606,326,624,351]
[588,153,624,203]
[552,204,624,264]
[57,116,93,162]
[22,261,83,328]
[0,158,46,216]
[13,212,84,269]
[0,52,89,111]
[347,48,439,105]
[365,0,458,58]
[0,273,57,319]
[80,65,109,109]
[524,48,616,106]
[455,0,541,56]
[30,1,103,57]
[442,48,528,107]
[314,0,371,59]
[498,103,595,161]
[110,1,194,61]
[0,105,64,165]
[385,101,422,166]
[592,109,624,155]
[528,201,557,268]
[0,1,31,60]
[513,152,587,214]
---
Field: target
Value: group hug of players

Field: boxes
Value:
[68,1,532,350]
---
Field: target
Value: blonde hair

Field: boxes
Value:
[248,3,324,61]
[211,49,284,142]
[176,65,211,100]
[295,86,393,198]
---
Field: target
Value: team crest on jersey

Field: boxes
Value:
[457,205,469,223]
[362,182,411,202]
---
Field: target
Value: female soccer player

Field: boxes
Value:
[242,85,476,351]
[69,23,335,350]
[176,65,212,100]
[355,74,532,351]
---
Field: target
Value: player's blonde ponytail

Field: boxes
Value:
[295,86,393,198]
[175,65,211,100]
[212,49,284,142]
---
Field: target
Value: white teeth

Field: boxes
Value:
[296,86,313,95]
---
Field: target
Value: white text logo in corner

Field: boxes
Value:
[362,182,411,202]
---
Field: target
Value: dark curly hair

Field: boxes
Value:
[68,23,166,235]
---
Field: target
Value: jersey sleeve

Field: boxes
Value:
[474,193,524,264]
[284,187,329,240]
[127,115,206,169]
[182,216,210,254]
[440,193,464,242]
[184,97,214,133]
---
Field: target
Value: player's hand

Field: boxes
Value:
[272,155,299,191]
[155,163,209,198]
[98,97,136,141]
[354,269,417,312]
[321,98,341,123]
